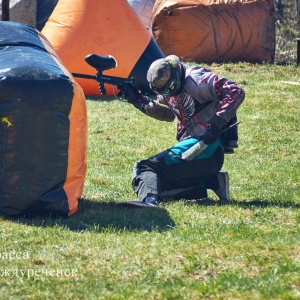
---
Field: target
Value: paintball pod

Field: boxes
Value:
[72,54,136,96]
[181,121,239,161]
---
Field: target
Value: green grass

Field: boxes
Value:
[0,63,299,299]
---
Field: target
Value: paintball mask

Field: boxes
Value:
[147,55,182,97]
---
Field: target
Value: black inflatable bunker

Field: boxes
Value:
[0,22,87,217]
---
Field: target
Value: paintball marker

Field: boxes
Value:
[72,54,137,96]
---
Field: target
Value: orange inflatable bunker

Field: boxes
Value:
[42,0,164,96]
[0,21,87,217]
[152,0,275,63]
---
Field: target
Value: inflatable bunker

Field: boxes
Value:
[0,21,87,217]
[36,0,59,31]
[0,0,37,26]
[152,0,275,63]
[0,0,59,30]
[127,0,156,34]
[42,0,164,96]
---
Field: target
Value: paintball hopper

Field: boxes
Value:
[85,54,117,71]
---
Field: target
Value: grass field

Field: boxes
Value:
[0,63,299,299]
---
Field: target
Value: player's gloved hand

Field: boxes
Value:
[203,124,219,145]
[122,83,141,102]
[122,83,150,109]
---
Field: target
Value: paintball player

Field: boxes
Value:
[122,55,245,207]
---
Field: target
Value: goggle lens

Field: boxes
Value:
[151,77,178,96]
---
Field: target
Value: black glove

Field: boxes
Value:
[122,83,150,109]
[122,84,142,103]
[203,125,219,145]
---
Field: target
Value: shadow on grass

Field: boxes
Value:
[5,198,298,232]
[192,198,300,209]
[232,199,300,209]
[6,198,176,233]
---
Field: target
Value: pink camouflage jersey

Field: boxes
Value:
[155,63,245,141]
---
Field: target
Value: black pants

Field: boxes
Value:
[132,140,224,201]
